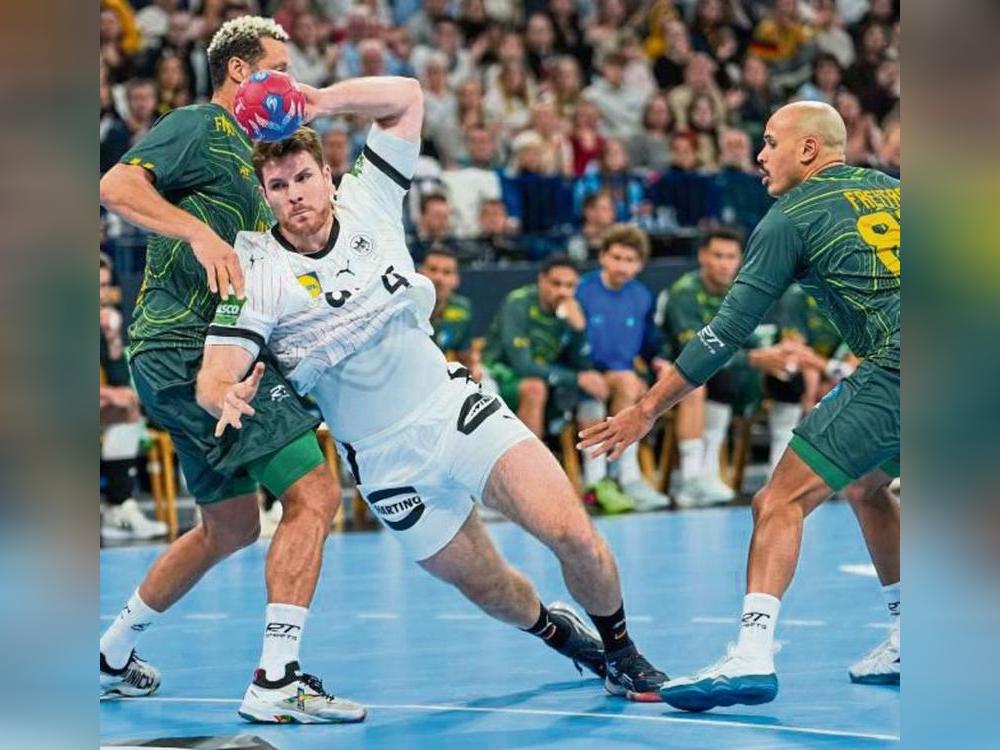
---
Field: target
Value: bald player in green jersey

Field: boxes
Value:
[98,17,366,723]
[579,101,901,710]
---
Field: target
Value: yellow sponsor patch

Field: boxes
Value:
[443,307,468,321]
[297,272,322,298]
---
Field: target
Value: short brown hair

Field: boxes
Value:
[600,223,650,262]
[252,127,325,183]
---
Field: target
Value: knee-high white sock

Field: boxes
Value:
[578,401,608,486]
[767,402,801,476]
[101,589,161,670]
[735,592,781,661]
[259,603,309,680]
[701,400,732,481]
[616,442,643,485]
[678,439,703,482]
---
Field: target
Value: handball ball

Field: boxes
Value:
[234,70,305,142]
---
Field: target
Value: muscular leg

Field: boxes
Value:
[747,449,833,596]
[605,370,647,416]
[844,471,899,586]
[483,438,622,616]
[266,463,341,606]
[517,377,548,438]
[419,510,540,628]
[139,493,261,611]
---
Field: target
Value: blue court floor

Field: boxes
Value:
[100,501,899,749]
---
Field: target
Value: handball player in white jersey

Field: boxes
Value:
[196,76,669,702]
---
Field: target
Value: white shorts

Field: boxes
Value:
[335,362,534,561]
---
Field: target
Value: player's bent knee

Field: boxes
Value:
[549,522,604,566]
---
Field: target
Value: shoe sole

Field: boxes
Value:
[100,683,161,699]
[238,696,366,724]
[659,674,778,712]
[604,676,663,703]
[548,601,607,678]
[849,672,899,685]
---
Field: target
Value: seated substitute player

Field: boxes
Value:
[481,257,611,442]
[580,101,900,709]
[197,85,669,701]
[663,227,799,508]
[419,245,481,381]
[575,224,671,512]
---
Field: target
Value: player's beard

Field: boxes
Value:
[286,201,333,240]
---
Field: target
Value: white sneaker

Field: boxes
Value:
[622,479,670,511]
[102,499,168,541]
[699,475,736,504]
[100,650,161,698]
[849,626,899,685]
[238,661,366,724]
[259,501,283,538]
[673,478,711,509]
[658,644,777,712]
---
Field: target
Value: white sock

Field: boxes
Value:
[767,402,801,476]
[701,401,732,481]
[678,439,703,482]
[100,589,161,670]
[881,581,900,626]
[735,593,781,661]
[582,448,607,487]
[259,603,309,680]
[616,442,643,485]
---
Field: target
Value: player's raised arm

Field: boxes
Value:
[299,76,423,143]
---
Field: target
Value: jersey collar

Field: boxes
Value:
[271,217,341,260]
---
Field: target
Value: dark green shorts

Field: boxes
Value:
[790,361,900,491]
[487,362,523,411]
[131,347,322,504]
[486,362,580,420]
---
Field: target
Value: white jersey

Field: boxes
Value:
[206,125,436,408]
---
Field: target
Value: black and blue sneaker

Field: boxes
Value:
[658,644,778,712]
[547,601,607,678]
[604,644,669,702]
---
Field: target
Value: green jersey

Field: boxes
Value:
[430,293,474,357]
[483,284,592,388]
[675,165,900,384]
[122,104,273,355]
[776,284,844,359]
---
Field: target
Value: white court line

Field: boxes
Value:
[183,613,228,621]
[691,616,734,624]
[839,563,878,577]
[783,619,826,627]
[866,622,894,629]
[629,615,653,623]
[121,697,898,742]
[356,612,399,620]
[436,613,482,621]
[693,617,823,626]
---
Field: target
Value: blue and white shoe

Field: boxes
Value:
[849,626,899,685]
[659,645,777,712]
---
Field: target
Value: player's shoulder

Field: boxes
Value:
[576,270,601,293]
[507,284,536,304]
[669,270,700,296]
[624,277,653,303]
[233,230,285,265]
[446,293,473,317]
[151,103,217,132]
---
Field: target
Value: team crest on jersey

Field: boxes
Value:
[297,272,322,299]
[349,232,375,257]
[457,392,501,435]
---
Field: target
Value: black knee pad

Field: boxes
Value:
[764,373,805,403]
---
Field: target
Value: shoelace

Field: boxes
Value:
[299,673,335,700]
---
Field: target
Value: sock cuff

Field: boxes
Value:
[130,589,162,619]
[743,592,781,614]
[266,602,309,624]
[881,581,900,616]
[522,602,549,634]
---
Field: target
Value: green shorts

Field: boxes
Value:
[790,360,900,491]
[131,347,323,504]
[486,362,580,419]
[486,362,523,411]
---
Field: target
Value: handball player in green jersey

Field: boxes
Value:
[579,101,901,710]
[98,16,367,723]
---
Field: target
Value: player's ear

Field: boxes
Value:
[228,56,251,85]
[800,135,820,164]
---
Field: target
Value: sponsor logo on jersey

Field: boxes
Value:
[297,272,322,299]
[269,385,290,402]
[349,232,375,257]
[213,295,246,326]
[457,392,501,435]
[365,486,425,531]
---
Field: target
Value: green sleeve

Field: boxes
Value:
[675,209,805,385]
[120,108,210,193]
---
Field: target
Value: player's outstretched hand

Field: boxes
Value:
[191,228,245,299]
[298,83,321,123]
[576,404,656,461]
[215,363,265,437]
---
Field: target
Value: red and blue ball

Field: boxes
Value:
[234,70,305,142]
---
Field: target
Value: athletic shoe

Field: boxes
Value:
[259,501,283,538]
[101,499,168,541]
[604,644,669,702]
[621,479,670,511]
[672,478,711,509]
[659,644,777,712]
[699,475,737,504]
[100,650,161,698]
[849,626,899,685]
[547,601,606,678]
[238,661,366,724]
[584,478,635,514]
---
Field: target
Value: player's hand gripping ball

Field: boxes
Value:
[234,70,305,142]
